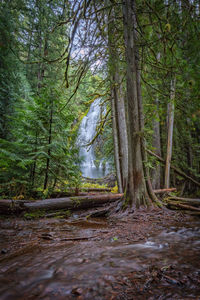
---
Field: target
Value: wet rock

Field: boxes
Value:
[89,209,109,218]
[1,249,8,254]
[40,233,54,240]
[72,287,83,295]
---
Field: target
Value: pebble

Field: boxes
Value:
[1,249,8,254]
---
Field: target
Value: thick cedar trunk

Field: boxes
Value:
[0,194,123,213]
[123,0,153,206]
[165,78,176,188]
[135,38,159,206]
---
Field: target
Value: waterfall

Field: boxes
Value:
[77,98,109,178]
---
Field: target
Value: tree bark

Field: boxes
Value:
[167,202,200,212]
[111,92,123,193]
[107,1,128,192]
[166,196,200,205]
[152,98,161,189]
[165,78,176,188]
[123,0,154,207]
[114,72,128,190]
[154,188,176,194]
[30,131,38,187]
[0,194,124,213]
[43,99,53,190]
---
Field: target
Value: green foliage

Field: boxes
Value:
[111,185,118,193]
[1,0,199,200]
[23,209,71,219]
[80,182,108,189]
[24,210,46,220]
[0,0,86,197]
[139,0,200,188]
[0,3,29,139]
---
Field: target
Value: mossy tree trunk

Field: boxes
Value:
[152,98,161,189]
[165,78,176,188]
[122,0,157,207]
[107,0,128,193]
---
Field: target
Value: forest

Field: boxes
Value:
[0,0,200,299]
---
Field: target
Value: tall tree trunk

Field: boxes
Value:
[36,0,48,91]
[152,98,161,189]
[26,24,33,80]
[111,93,123,193]
[37,26,43,91]
[30,131,38,187]
[122,0,151,207]
[165,77,176,188]
[114,72,128,190]
[107,0,128,192]
[44,100,53,190]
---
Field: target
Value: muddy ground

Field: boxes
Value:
[0,205,200,299]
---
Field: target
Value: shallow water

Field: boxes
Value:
[0,217,200,299]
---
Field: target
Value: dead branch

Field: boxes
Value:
[147,149,200,188]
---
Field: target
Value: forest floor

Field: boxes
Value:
[0,203,200,299]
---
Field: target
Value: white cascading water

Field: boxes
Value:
[77,98,109,178]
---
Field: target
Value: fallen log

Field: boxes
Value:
[166,196,200,206]
[25,194,123,211]
[147,149,200,188]
[167,201,200,212]
[0,194,124,213]
[179,210,200,216]
[0,199,26,213]
[154,188,176,194]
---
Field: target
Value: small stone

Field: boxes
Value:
[72,287,83,295]
[1,249,8,254]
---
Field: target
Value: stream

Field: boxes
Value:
[0,216,200,299]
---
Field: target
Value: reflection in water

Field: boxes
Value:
[0,219,200,299]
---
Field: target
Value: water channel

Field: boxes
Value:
[0,216,199,299]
